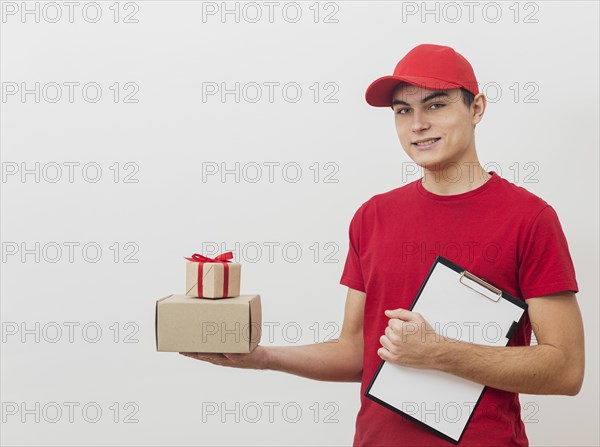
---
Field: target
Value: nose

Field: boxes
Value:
[410,109,430,133]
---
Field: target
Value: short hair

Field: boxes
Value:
[460,87,475,108]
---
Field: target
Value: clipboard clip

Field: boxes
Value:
[459,271,502,302]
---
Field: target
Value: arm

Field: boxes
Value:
[379,291,585,395]
[181,287,366,383]
[267,287,365,382]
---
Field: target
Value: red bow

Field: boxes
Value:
[185,252,233,263]
[184,252,233,297]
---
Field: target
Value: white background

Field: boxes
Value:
[1,1,598,446]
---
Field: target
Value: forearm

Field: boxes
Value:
[265,338,363,382]
[433,339,576,395]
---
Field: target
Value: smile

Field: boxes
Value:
[413,138,441,150]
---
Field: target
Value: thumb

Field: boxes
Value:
[385,308,417,321]
[385,308,404,317]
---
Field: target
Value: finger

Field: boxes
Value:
[180,352,201,359]
[399,320,422,336]
[183,352,210,361]
[180,353,223,363]
[385,325,402,342]
[379,335,396,353]
[385,308,419,321]
[377,347,394,361]
[388,318,404,333]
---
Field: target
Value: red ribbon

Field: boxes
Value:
[184,252,233,297]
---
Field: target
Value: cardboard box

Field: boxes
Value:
[156,294,261,353]
[185,261,241,298]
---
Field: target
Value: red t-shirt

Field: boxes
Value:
[340,170,579,447]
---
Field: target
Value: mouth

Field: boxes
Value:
[412,137,441,150]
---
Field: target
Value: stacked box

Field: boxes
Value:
[155,252,261,353]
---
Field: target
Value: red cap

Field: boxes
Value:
[365,44,480,107]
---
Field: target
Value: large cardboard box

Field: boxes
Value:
[185,261,241,298]
[156,294,261,353]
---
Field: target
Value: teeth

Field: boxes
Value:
[416,138,439,146]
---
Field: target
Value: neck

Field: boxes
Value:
[420,163,491,196]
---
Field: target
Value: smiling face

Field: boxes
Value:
[391,83,486,174]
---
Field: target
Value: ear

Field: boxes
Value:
[472,93,486,126]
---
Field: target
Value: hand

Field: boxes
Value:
[180,345,270,370]
[377,308,446,369]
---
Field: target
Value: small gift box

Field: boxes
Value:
[185,252,241,298]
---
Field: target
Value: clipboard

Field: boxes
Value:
[364,256,528,445]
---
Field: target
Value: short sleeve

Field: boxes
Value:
[340,207,366,293]
[518,205,579,299]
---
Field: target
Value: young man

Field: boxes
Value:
[181,44,584,446]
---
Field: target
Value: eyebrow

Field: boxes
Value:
[391,91,450,108]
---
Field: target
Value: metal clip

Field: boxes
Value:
[459,271,502,302]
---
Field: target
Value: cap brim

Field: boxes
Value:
[365,75,463,107]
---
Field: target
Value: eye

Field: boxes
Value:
[395,103,445,115]
[429,103,445,110]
